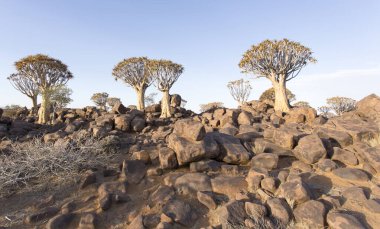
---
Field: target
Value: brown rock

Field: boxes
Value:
[293,134,327,164]
[266,198,292,224]
[332,147,358,166]
[250,153,279,170]
[326,211,365,229]
[293,200,326,227]
[197,191,217,210]
[159,147,178,169]
[332,168,369,182]
[173,118,205,141]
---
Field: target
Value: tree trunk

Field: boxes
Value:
[136,88,146,111]
[38,91,50,124]
[160,90,171,118]
[273,80,290,112]
[28,95,38,115]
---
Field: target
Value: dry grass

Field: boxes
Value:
[0,137,119,197]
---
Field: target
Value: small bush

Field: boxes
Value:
[200,102,224,112]
[0,137,117,197]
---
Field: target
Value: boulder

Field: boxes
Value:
[250,153,279,170]
[272,127,300,149]
[210,132,250,164]
[277,180,311,204]
[252,138,294,157]
[114,115,133,131]
[266,198,292,224]
[356,94,380,128]
[46,213,74,229]
[120,160,146,184]
[112,102,128,114]
[167,133,219,165]
[326,211,365,229]
[173,119,205,141]
[197,191,217,210]
[174,173,212,194]
[332,168,369,182]
[163,199,197,227]
[314,127,353,148]
[170,94,182,107]
[332,147,358,166]
[293,134,327,164]
[287,107,317,124]
[131,116,146,132]
[214,201,247,227]
[159,147,178,169]
[189,160,221,172]
[237,111,253,125]
[211,176,247,198]
[352,143,380,173]
[293,200,326,227]
[245,202,267,218]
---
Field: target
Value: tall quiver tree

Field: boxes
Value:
[13,54,73,124]
[112,57,154,111]
[150,59,184,118]
[7,73,39,112]
[239,39,316,112]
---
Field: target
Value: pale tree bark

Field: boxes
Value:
[135,87,146,111]
[160,90,171,118]
[30,95,38,115]
[272,79,290,112]
[38,91,50,124]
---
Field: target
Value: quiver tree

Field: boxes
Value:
[50,85,73,109]
[293,101,310,108]
[227,79,252,106]
[150,59,184,118]
[259,87,296,103]
[12,54,73,124]
[239,39,316,112]
[91,92,109,110]
[107,97,121,108]
[326,96,356,115]
[112,57,154,111]
[7,73,40,112]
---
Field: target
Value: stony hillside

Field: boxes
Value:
[1,94,380,229]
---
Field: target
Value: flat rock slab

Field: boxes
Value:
[332,168,369,182]
[211,176,247,198]
[327,211,366,229]
[174,173,212,194]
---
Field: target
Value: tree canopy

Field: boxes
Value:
[7,73,39,108]
[14,54,73,90]
[326,96,356,115]
[50,85,73,109]
[112,57,154,90]
[239,39,316,82]
[91,92,109,110]
[150,59,184,91]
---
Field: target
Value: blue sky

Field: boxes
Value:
[1,0,379,112]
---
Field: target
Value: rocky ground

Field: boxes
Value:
[1,94,380,229]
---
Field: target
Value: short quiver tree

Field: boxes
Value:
[227,79,252,106]
[150,59,184,118]
[91,92,109,110]
[239,39,316,112]
[326,96,356,115]
[112,57,154,111]
[12,54,73,124]
[7,73,40,111]
[259,87,296,103]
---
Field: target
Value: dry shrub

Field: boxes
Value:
[0,137,118,197]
